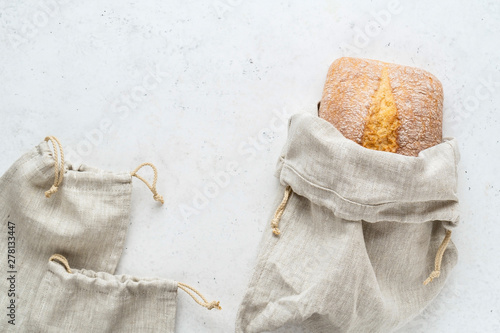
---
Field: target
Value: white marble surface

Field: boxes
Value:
[1,1,499,332]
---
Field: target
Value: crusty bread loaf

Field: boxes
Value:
[318,57,443,156]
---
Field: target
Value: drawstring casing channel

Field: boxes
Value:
[43,136,164,205]
[270,186,453,285]
[48,254,221,311]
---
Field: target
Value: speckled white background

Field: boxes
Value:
[1,1,499,332]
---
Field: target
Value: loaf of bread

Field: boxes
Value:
[318,57,443,156]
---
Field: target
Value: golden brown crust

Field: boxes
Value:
[318,57,443,156]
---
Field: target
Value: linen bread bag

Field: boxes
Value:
[25,253,220,332]
[236,58,459,332]
[0,136,165,331]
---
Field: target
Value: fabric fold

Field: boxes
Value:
[276,113,460,226]
[27,260,178,332]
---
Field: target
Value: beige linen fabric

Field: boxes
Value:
[0,140,133,330]
[236,113,460,333]
[27,257,178,333]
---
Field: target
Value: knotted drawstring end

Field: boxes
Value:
[423,229,452,286]
[178,282,221,312]
[423,270,440,285]
[206,301,222,310]
[153,193,165,205]
[131,162,165,205]
[45,185,59,198]
[271,218,281,236]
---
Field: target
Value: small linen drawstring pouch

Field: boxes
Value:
[26,254,220,332]
[0,137,165,331]
[236,113,460,332]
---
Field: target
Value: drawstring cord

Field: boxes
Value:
[271,186,293,236]
[130,163,165,204]
[49,254,221,311]
[43,140,163,204]
[178,282,221,311]
[423,229,452,285]
[44,136,65,198]
[49,254,72,273]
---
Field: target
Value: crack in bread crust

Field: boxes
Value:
[362,67,400,153]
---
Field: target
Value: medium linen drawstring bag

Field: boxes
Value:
[26,254,220,332]
[236,113,460,333]
[1,137,164,330]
